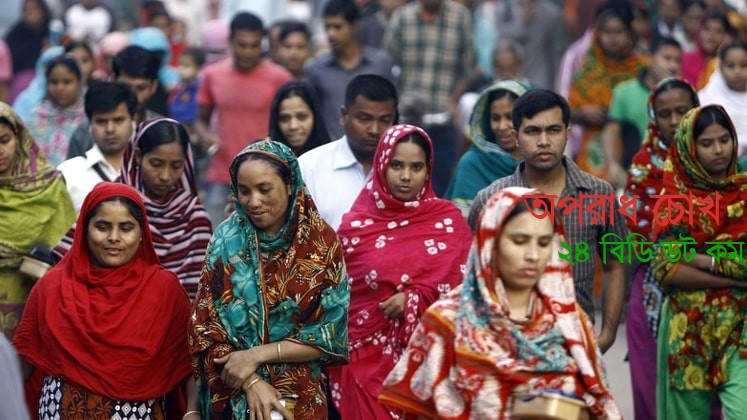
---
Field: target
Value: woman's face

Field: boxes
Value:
[489,95,517,152]
[494,210,554,293]
[136,141,185,201]
[236,158,292,236]
[695,122,733,178]
[69,47,95,81]
[23,0,45,28]
[598,16,632,59]
[278,96,314,151]
[47,65,80,109]
[0,123,19,177]
[87,201,142,268]
[700,19,727,55]
[385,140,428,202]
[720,47,747,92]
[682,4,705,38]
[654,88,694,144]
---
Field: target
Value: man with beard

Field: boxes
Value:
[57,82,137,213]
[299,74,398,230]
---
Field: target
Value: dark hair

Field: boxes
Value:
[84,81,138,120]
[718,39,747,62]
[0,116,15,133]
[112,45,160,81]
[344,74,399,121]
[84,196,146,233]
[149,8,172,23]
[595,0,634,31]
[397,132,432,167]
[693,105,733,141]
[279,21,311,44]
[269,81,329,156]
[137,119,191,157]
[651,36,682,55]
[179,47,206,67]
[230,152,293,192]
[230,12,264,38]
[683,0,705,12]
[653,78,699,112]
[45,55,82,81]
[64,41,95,60]
[512,89,570,130]
[487,89,520,106]
[702,11,734,37]
[323,0,361,22]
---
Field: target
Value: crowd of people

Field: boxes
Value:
[1,0,747,419]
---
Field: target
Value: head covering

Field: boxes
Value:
[268,81,330,156]
[698,68,747,156]
[446,80,529,216]
[200,19,229,64]
[651,106,747,393]
[98,31,131,57]
[329,124,471,418]
[189,140,349,418]
[570,8,646,179]
[13,182,192,401]
[12,46,64,122]
[129,27,179,89]
[380,187,620,418]
[0,102,76,338]
[4,0,51,74]
[625,78,699,240]
[121,118,212,298]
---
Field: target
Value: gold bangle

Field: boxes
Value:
[277,341,283,363]
[243,376,261,391]
[182,410,200,419]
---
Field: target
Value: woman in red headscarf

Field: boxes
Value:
[13,182,195,419]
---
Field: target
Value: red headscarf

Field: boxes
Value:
[13,182,192,401]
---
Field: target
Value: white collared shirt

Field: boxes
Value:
[57,145,120,213]
[298,137,371,230]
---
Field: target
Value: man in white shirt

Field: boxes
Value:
[299,74,398,230]
[57,82,137,212]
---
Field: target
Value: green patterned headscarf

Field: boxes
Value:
[190,140,349,417]
[446,81,530,215]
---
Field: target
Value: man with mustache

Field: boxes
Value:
[469,89,628,355]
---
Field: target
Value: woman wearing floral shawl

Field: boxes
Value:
[0,102,75,339]
[653,105,747,418]
[622,77,699,419]
[189,140,349,419]
[445,81,530,218]
[328,124,472,418]
[569,2,646,178]
[380,187,620,419]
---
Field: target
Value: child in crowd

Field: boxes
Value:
[169,47,204,135]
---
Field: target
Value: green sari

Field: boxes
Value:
[0,102,75,338]
[189,140,349,418]
[445,80,529,217]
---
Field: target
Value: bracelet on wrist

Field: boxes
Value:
[182,410,200,420]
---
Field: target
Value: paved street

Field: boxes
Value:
[603,320,634,419]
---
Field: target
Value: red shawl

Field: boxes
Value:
[13,182,193,401]
[328,124,471,417]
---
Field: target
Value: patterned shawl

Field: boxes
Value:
[26,98,86,166]
[0,102,76,337]
[380,187,620,419]
[121,118,213,298]
[189,140,349,418]
[570,31,646,178]
[446,81,529,217]
[329,125,471,416]
[623,78,699,337]
[652,105,747,390]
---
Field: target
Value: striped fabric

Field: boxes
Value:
[54,119,212,299]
